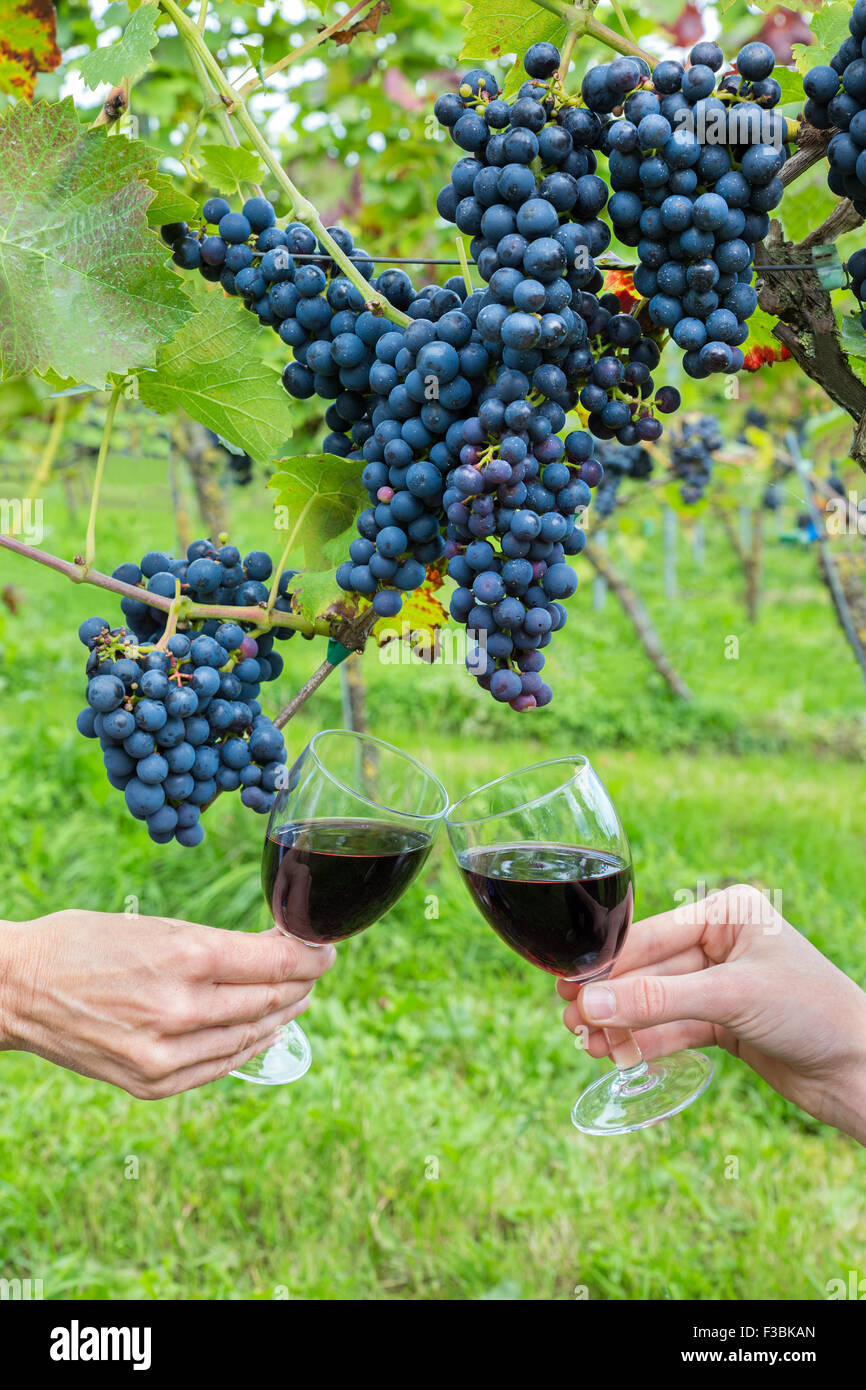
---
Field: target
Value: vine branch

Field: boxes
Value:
[238,0,378,99]
[158,0,410,326]
[0,535,332,637]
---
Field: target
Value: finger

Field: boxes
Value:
[169,979,317,1032]
[138,1002,313,1099]
[612,945,707,982]
[577,964,738,1031]
[555,944,705,1003]
[203,926,337,984]
[563,1011,715,1058]
[164,997,312,1070]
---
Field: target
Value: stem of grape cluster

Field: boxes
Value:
[83,385,121,574]
[0,535,332,637]
[158,0,410,326]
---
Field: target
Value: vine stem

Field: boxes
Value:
[27,397,68,507]
[238,0,378,98]
[273,659,336,728]
[531,0,656,65]
[456,236,474,296]
[159,0,410,326]
[84,385,121,573]
[608,0,637,46]
[0,535,331,636]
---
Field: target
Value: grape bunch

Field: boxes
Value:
[75,540,297,845]
[667,415,723,503]
[803,0,866,215]
[602,40,788,381]
[434,45,682,444]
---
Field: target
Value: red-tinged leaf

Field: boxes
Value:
[604,266,638,312]
[743,342,792,371]
[330,0,390,46]
[0,0,60,98]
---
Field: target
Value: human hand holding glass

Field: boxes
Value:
[232,729,448,1086]
[446,755,713,1134]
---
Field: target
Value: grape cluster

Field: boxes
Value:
[76,540,296,845]
[434,46,682,444]
[803,0,866,215]
[667,415,722,503]
[602,40,787,380]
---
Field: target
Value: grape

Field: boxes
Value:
[75,538,296,843]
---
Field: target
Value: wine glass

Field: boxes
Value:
[446,755,713,1135]
[232,729,448,1086]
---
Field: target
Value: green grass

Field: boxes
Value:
[0,449,864,1300]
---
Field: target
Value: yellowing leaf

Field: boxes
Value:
[0,0,61,98]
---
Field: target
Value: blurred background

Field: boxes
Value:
[0,0,864,1300]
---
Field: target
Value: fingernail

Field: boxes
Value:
[581,985,616,1021]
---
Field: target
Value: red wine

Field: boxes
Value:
[458,843,634,980]
[262,818,433,945]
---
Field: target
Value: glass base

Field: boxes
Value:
[571,1049,713,1136]
[230,1021,312,1086]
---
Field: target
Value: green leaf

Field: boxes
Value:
[0,0,62,97]
[743,301,782,353]
[780,175,837,243]
[138,294,295,461]
[197,143,266,192]
[0,99,193,385]
[460,0,566,96]
[792,5,852,74]
[144,173,198,228]
[840,313,866,372]
[77,1,160,89]
[291,567,346,621]
[269,454,369,571]
[771,65,807,107]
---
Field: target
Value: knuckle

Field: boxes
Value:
[140,1041,174,1082]
[178,933,216,976]
[631,974,667,1024]
[278,939,300,978]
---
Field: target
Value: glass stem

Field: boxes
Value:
[603,1026,647,1074]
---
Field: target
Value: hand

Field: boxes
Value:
[557,884,866,1145]
[0,909,336,1099]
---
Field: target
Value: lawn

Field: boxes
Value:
[0,443,864,1300]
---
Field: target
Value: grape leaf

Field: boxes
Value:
[0,99,192,384]
[77,1,159,89]
[771,65,807,107]
[269,454,369,571]
[144,173,199,228]
[137,293,294,461]
[780,174,837,243]
[840,313,866,373]
[368,576,448,654]
[460,0,566,95]
[0,0,61,98]
[743,301,783,354]
[197,143,266,192]
[291,566,346,621]
[792,4,852,74]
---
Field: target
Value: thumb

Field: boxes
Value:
[580,966,733,1030]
